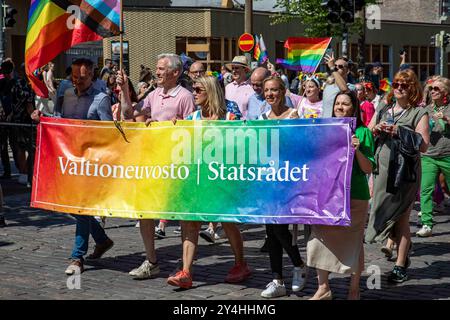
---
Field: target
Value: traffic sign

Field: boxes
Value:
[238,33,254,52]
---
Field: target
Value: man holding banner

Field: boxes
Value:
[31,58,115,275]
[117,53,195,279]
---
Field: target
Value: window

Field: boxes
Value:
[175,36,244,71]
[176,37,187,56]
[336,43,392,79]
[403,46,437,82]
[275,41,286,69]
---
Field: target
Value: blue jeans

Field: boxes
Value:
[71,215,108,261]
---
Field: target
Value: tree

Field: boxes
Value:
[271,0,377,39]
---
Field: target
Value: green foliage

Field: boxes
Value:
[271,0,377,39]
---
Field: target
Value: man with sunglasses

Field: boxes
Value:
[322,53,355,118]
[225,56,255,119]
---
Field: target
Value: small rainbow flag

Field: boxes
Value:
[254,34,268,65]
[25,0,122,98]
[379,78,392,93]
[276,37,332,72]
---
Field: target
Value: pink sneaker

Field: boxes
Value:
[167,270,193,289]
[225,262,251,283]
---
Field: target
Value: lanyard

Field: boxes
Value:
[390,105,408,124]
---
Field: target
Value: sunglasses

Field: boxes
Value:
[392,82,410,90]
[428,86,442,92]
[193,87,206,94]
[335,64,346,69]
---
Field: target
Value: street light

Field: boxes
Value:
[2,4,17,29]
[340,0,355,24]
[321,0,341,24]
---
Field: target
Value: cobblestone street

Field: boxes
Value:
[1,177,449,300]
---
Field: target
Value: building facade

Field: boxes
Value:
[5,0,450,83]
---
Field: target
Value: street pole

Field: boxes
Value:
[357,9,366,80]
[342,24,349,57]
[0,0,5,63]
[440,30,445,76]
[244,0,252,64]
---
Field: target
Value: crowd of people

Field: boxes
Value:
[1,48,449,299]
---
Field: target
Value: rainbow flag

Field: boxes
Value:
[254,34,268,65]
[25,0,121,98]
[379,78,392,93]
[276,37,332,72]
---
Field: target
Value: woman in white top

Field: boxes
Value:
[258,77,305,299]
[296,75,323,119]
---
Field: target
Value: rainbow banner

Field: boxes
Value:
[276,37,332,72]
[31,117,355,226]
[25,0,121,98]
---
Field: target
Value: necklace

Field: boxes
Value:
[433,103,447,113]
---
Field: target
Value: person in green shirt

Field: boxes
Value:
[307,91,375,300]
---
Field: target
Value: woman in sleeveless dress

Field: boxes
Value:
[366,69,430,283]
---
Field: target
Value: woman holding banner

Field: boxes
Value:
[166,75,251,289]
[366,69,429,283]
[307,91,375,300]
[257,76,307,299]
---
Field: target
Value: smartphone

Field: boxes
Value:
[399,48,406,55]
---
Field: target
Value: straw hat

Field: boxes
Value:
[226,56,250,71]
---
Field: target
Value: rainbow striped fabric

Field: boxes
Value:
[276,37,332,72]
[31,117,354,226]
[379,78,392,93]
[253,34,268,65]
[25,0,121,97]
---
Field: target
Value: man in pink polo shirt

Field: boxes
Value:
[117,53,195,280]
[225,56,255,119]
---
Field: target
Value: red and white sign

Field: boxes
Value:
[238,33,255,52]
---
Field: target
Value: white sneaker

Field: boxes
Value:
[416,225,432,237]
[417,211,422,217]
[292,266,306,292]
[129,260,160,279]
[261,280,287,298]
[199,227,215,243]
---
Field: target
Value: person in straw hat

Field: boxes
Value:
[225,56,255,119]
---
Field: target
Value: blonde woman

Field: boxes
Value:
[167,76,250,289]
[258,77,305,299]
[417,77,450,237]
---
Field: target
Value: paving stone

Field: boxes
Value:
[0,190,449,300]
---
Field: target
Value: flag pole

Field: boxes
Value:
[119,0,123,71]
